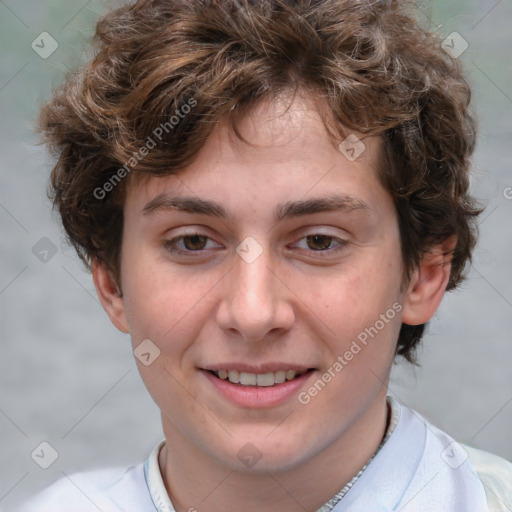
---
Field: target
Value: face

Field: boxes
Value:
[106,94,410,472]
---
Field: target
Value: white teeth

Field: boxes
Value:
[274,370,286,384]
[256,372,275,387]
[239,372,257,385]
[215,369,306,386]
[228,370,240,383]
[285,370,296,381]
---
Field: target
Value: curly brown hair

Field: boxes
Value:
[39,0,481,363]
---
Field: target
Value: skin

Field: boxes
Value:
[93,92,454,512]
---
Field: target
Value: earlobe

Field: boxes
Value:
[401,236,457,326]
[91,259,129,333]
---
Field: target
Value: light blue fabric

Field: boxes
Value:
[464,444,512,512]
[144,442,173,512]
[330,402,490,511]
[14,398,511,511]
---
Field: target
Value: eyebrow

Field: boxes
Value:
[142,193,369,221]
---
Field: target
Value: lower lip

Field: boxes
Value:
[202,370,315,409]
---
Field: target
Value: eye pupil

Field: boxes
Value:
[183,235,208,250]
[307,235,332,250]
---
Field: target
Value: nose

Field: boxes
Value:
[216,248,295,343]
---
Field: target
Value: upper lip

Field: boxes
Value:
[201,363,314,374]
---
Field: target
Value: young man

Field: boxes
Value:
[19,0,512,510]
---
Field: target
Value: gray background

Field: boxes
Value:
[1,0,511,508]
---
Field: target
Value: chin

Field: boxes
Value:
[232,451,305,474]
[214,431,316,474]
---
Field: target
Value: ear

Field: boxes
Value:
[91,258,129,333]
[401,236,456,326]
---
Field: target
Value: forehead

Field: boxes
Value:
[125,92,385,211]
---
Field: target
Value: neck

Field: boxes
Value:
[159,393,390,512]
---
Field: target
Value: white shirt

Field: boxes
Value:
[14,397,512,512]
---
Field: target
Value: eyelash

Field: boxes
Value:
[162,232,348,258]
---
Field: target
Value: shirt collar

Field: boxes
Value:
[318,396,401,511]
[144,440,175,512]
[144,396,401,512]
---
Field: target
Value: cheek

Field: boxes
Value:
[304,258,403,378]
[315,262,400,332]
[121,252,215,352]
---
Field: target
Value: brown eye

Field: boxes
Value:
[182,235,208,250]
[163,232,223,257]
[306,235,334,251]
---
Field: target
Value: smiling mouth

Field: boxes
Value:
[208,369,314,387]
